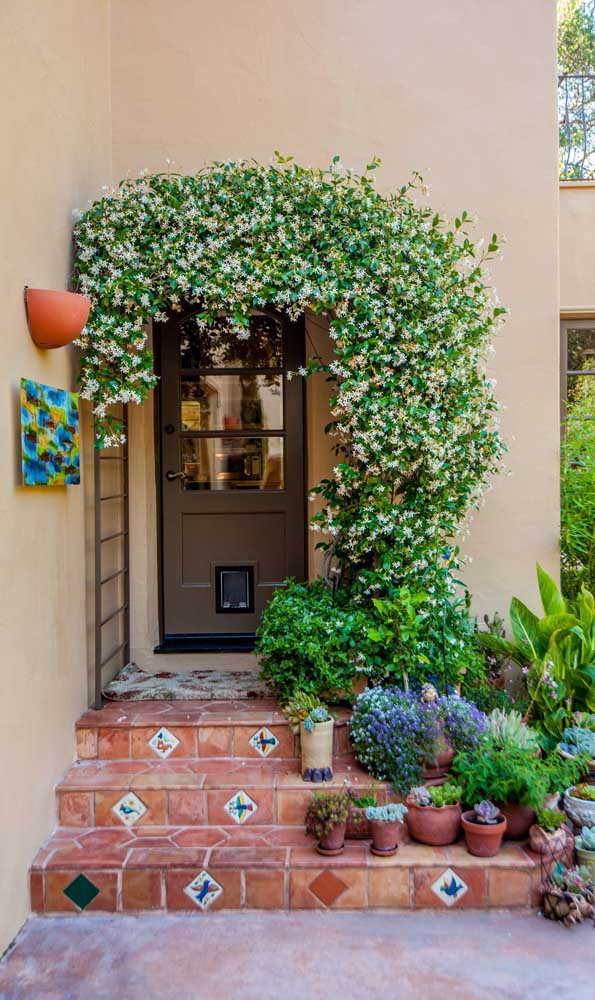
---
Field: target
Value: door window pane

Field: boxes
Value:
[180,312,283,369]
[567,328,595,372]
[181,437,284,490]
[181,375,283,431]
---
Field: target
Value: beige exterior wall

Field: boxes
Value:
[560,183,595,313]
[0,0,111,952]
[111,0,560,628]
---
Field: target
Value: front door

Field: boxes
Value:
[158,308,306,651]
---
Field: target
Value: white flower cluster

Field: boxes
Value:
[73,157,505,594]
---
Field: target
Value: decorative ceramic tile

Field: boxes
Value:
[148,727,180,759]
[248,727,280,758]
[184,870,223,910]
[309,870,347,907]
[430,867,469,907]
[63,873,100,910]
[224,790,258,824]
[112,792,147,827]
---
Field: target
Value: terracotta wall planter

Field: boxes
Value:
[528,823,569,860]
[25,288,91,349]
[499,803,536,840]
[406,800,461,846]
[422,736,455,782]
[461,811,507,857]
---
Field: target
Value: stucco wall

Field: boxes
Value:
[111,0,559,625]
[0,0,111,952]
[560,182,595,313]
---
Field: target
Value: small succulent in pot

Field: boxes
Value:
[576,825,595,880]
[473,800,502,825]
[305,790,351,856]
[529,808,569,859]
[406,782,463,846]
[284,692,334,782]
[542,863,595,925]
[365,803,408,857]
[461,800,507,857]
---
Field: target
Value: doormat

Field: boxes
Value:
[103,662,272,701]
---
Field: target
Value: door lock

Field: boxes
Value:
[166,470,187,481]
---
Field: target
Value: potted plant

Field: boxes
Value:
[364,803,408,856]
[345,794,376,840]
[25,287,91,349]
[461,800,507,857]
[528,808,570,859]
[406,782,463,846]
[542,864,595,926]
[284,693,334,781]
[564,783,595,828]
[576,826,595,879]
[305,790,351,856]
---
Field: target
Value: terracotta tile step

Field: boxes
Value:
[30,827,539,914]
[76,702,352,762]
[56,760,389,827]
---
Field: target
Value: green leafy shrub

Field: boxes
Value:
[257,579,367,701]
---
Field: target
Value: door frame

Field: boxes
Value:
[152,306,308,653]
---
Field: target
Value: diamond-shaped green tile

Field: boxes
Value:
[63,873,100,910]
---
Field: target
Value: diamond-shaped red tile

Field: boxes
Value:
[309,870,347,907]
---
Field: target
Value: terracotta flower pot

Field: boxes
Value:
[498,802,536,840]
[369,819,402,856]
[528,823,568,859]
[25,287,91,349]
[422,735,455,782]
[317,820,346,856]
[461,810,507,857]
[345,805,371,840]
[406,799,462,846]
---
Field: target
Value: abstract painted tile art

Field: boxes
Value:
[184,870,223,910]
[430,867,469,907]
[224,790,257,824]
[248,727,279,757]
[20,378,80,486]
[112,792,147,827]
[148,727,180,759]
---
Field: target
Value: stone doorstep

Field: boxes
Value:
[30,838,539,914]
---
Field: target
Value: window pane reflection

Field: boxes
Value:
[181,375,283,431]
[181,437,284,490]
[567,328,595,372]
[180,313,283,369]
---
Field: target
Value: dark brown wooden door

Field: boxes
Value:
[158,308,305,650]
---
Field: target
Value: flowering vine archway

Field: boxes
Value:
[73,155,505,598]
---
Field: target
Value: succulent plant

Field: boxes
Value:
[535,808,566,833]
[410,785,432,806]
[570,783,595,802]
[486,709,540,752]
[304,790,351,840]
[349,794,377,809]
[576,826,595,851]
[473,800,501,825]
[364,803,408,823]
[283,693,331,734]
[559,727,595,759]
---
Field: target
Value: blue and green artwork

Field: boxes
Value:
[21,379,80,486]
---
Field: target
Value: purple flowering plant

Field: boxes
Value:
[349,686,487,793]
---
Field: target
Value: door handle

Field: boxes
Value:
[166,470,187,481]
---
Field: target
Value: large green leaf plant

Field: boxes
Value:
[478,564,595,740]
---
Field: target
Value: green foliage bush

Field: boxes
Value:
[256,579,367,702]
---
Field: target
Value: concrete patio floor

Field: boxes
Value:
[0,910,592,1000]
